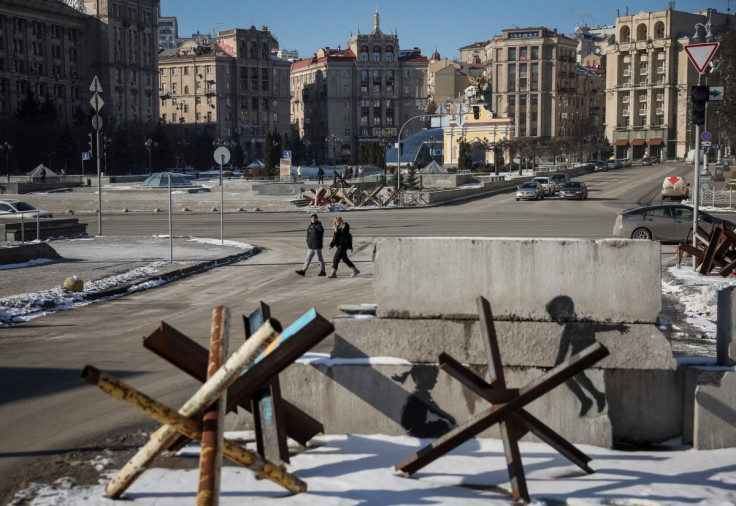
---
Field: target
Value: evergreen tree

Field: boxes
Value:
[264,131,274,173]
[15,89,40,122]
[40,93,59,123]
[405,163,419,190]
[282,132,290,153]
[55,123,77,173]
[458,140,472,172]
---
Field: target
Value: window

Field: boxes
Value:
[531,47,539,59]
[373,52,381,62]
[531,95,538,105]
[172,67,177,75]
[403,69,410,78]
[161,68,167,76]
[509,48,516,60]
[386,52,394,62]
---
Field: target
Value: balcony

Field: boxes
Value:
[639,108,647,115]
[656,107,664,115]
[622,96,630,103]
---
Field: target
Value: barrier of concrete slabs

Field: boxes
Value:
[373,238,661,323]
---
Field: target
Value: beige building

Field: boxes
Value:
[486,27,604,146]
[605,6,734,159]
[158,27,291,161]
[427,54,486,107]
[290,10,428,164]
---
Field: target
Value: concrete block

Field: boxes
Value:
[373,238,661,322]
[683,367,736,449]
[228,361,614,448]
[332,318,676,370]
[717,287,736,366]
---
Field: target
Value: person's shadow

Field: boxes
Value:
[546,295,629,417]
[392,366,456,437]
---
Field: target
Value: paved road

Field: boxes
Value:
[0,162,706,502]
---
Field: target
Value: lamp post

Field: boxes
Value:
[378,132,392,184]
[0,142,12,182]
[325,134,342,173]
[144,138,158,175]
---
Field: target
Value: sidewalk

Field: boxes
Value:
[0,235,256,326]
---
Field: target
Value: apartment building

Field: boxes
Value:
[158,26,291,161]
[290,10,428,163]
[486,27,604,144]
[82,0,159,127]
[428,53,486,107]
[0,0,90,122]
[605,6,734,159]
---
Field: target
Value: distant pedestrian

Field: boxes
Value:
[317,166,325,184]
[296,214,326,277]
[358,166,364,181]
[297,165,302,181]
[328,215,359,278]
[40,167,47,183]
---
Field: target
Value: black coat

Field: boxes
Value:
[330,223,353,250]
[306,221,324,249]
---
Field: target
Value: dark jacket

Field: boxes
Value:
[306,221,324,249]
[330,223,353,250]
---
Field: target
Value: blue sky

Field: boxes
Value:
[160,1,727,60]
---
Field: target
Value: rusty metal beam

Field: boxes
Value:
[197,306,229,506]
[144,322,324,445]
[80,366,306,494]
[105,317,282,499]
[395,342,609,476]
[476,296,506,387]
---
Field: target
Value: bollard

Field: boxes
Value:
[80,366,306,494]
[717,287,736,366]
[104,317,282,499]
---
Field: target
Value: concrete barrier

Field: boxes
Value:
[0,242,60,265]
[374,238,661,322]
[1,218,88,241]
[683,366,736,449]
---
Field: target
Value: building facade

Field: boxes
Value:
[486,27,604,146]
[605,7,734,159]
[289,10,429,164]
[158,26,291,161]
[82,0,159,128]
[427,54,486,107]
[0,0,90,123]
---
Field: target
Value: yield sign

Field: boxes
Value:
[684,42,719,73]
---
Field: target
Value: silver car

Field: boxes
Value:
[613,204,734,241]
[516,181,545,201]
[532,176,555,195]
[0,199,53,218]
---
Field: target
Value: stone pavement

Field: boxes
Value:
[0,235,255,301]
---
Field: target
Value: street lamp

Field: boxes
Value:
[378,132,392,184]
[0,142,12,182]
[397,110,448,191]
[144,138,158,175]
[325,134,342,173]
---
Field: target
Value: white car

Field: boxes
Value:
[532,177,555,196]
[0,199,53,218]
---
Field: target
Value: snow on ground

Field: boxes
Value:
[9,431,736,505]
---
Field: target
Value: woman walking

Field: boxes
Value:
[328,216,359,278]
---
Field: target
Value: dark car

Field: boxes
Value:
[612,204,735,241]
[559,181,588,200]
[642,157,653,166]
[550,173,569,188]
[593,161,607,172]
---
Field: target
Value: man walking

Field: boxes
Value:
[296,214,326,277]
[317,166,325,184]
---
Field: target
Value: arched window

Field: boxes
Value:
[184,85,189,94]
[360,45,369,62]
[619,26,631,43]
[249,42,256,59]
[654,21,665,39]
[636,23,647,41]
[373,45,381,62]
[386,51,394,62]
[261,43,269,59]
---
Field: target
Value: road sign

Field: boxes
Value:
[91,114,103,130]
[702,141,712,147]
[82,152,91,161]
[709,86,724,101]
[213,146,230,164]
[684,42,719,74]
[701,131,712,142]
[89,75,103,93]
[283,150,292,159]
[90,93,104,112]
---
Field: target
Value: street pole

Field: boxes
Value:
[97,129,102,235]
[220,155,224,244]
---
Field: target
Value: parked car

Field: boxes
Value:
[550,173,569,189]
[661,176,690,200]
[612,204,735,241]
[516,181,545,201]
[559,181,588,200]
[619,157,632,167]
[532,176,555,195]
[642,157,653,166]
[593,161,608,172]
[0,199,53,219]
[606,159,619,170]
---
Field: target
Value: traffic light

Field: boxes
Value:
[473,106,480,120]
[87,132,96,157]
[691,85,708,126]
